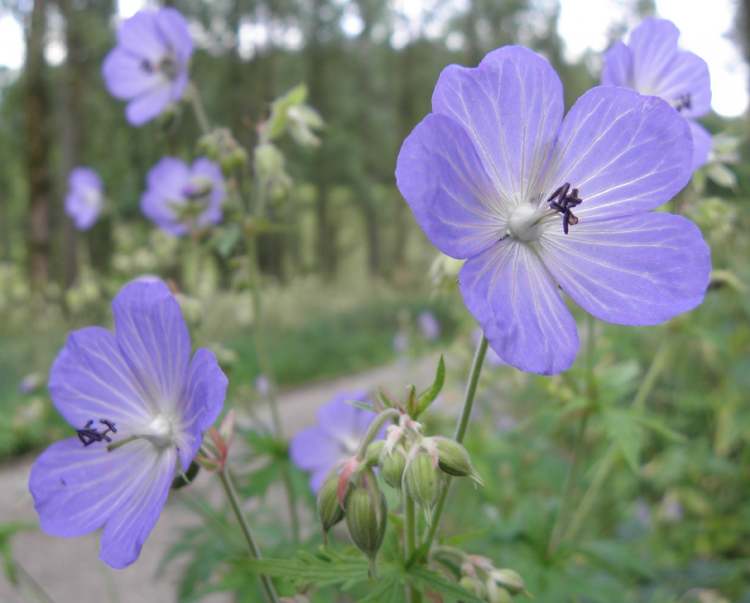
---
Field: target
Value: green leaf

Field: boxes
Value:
[212,223,242,258]
[602,409,643,473]
[414,355,445,418]
[407,565,484,602]
[266,84,309,141]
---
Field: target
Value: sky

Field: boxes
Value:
[0,0,747,117]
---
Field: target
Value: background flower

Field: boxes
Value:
[396,46,710,374]
[102,8,193,126]
[418,310,440,341]
[141,157,225,235]
[28,278,227,568]
[290,391,379,492]
[602,18,712,170]
[65,167,103,231]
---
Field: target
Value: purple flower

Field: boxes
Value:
[472,328,503,367]
[29,278,227,568]
[417,311,441,341]
[141,157,225,236]
[396,46,710,375]
[102,8,192,126]
[65,167,103,231]
[290,391,379,492]
[602,18,712,170]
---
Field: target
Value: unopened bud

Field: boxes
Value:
[345,471,387,562]
[364,441,385,466]
[459,576,484,597]
[404,449,441,515]
[490,568,525,595]
[486,581,513,603]
[317,473,345,536]
[433,436,483,484]
[381,448,406,489]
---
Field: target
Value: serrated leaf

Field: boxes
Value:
[414,355,445,418]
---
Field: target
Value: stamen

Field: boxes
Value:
[673,93,692,112]
[76,419,118,447]
[546,183,582,235]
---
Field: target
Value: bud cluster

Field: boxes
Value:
[197,128,248,174]
[435,549,526,602]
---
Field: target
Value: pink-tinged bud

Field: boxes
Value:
[317,472,345,537]
[337,457,361,507]
[196,424,231,472]
[490,568,525,595]
[345,471,387,567]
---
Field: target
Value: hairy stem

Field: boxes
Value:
[218,467,280,603]
[421,335,488,553]
[404,493,422,603]
[355,408,400,460]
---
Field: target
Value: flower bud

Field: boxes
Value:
[433,436,483,484]
[345,472,387,562]
[486,581,513,603]
[404,449,441,515]
[380,448,406,489]
[459,576,485,597]
[317,472,345,536]
[490,568,525,595]
[364,441,385,466]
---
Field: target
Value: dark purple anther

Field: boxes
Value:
[547,182,583,234]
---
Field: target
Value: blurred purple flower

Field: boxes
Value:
[65,167,103,231]
[102,8,193,126]
[472,329,503,367]
[417,311,440,341]
[29,278,227,568]
[141,157,225,236]
[396,46,710,375]
[255,374,270,397]
[290,391,379,492]
[602,18,712,170]
[393,331,409,355]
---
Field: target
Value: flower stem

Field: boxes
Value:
[188,82,211,135]
[404,492,422,603]
[218,467,280,603]
[421,335,488,553]
[355,408,400,460]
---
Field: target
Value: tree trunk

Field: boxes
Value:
[25,0,52,292]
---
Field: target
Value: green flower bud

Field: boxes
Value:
[364,441,385,466]
[459,576,485,597]
[486,581,513,603]
[317,473,345,536]
[404,449,441,514]
[433,436,483,484]
[381,448,406,489]
[490,568,525,595]
[345,472,387,562]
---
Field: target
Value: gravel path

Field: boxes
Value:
[0,356,445,603]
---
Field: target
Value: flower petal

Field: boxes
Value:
[125,85,173,126]
[179,348,227,470]
[396,113,505,258]
[546,86,691,220]
[689,120,712,171]
[116,10,165,62]
[289,427,342,473]
[628,18,680,93]
[540,212,710,325]
[99,448,176,568]
[317,392,374,444]
[432,46,563,205]
[102,48,162,100]
[49,326,151,431]
[601,41,633,87]
[654,50,711,118]
[154,8,193,62]
[191,158,225,228]
[112,278,190,411]
[459,240,579,375]
[29,438,155,538]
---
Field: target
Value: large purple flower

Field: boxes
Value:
[29,278,227,568]
[102,8,193,126]
[141,157,225,236]
[602,18,712,170]
[290,391,379,492]
[396,46,710,375]
[65,167,103,231]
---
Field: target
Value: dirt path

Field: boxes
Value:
[0,356,444,603]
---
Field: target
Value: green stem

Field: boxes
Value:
[355,408,400,460]
[563,339,670,542]
[404,493,422,603]
[188,82,211,135]
[218,467,280,603]
[421,335,488,553]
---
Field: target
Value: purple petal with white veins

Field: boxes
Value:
[99,447,176,568]
[601,41,633,87]
[459,240,579,375]
[628,18,680,93]
[179,348,227,470]
[29,438,155,538]
[125,85,173,126]
[546,86,691,221]
[540,212,710,325]
[49,326,151,431]
[432,46,563,204]
[689,121,712,170]
[317,392,374,443]
[396,113,505,259]
[191,158,225,228]
[141,191,186,236]
[653,50,711,118]
[112,279,190,409]
[289,427,342,473]
[102,48,162,100]
[116,10,165,63]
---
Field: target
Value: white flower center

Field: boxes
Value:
[144,413,178,449]
[507,203,545,242]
